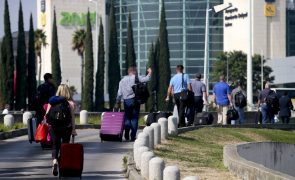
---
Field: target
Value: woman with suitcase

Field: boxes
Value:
[45,84,77,176]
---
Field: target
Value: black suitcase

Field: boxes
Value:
[146,112,172,126]
[193,112,214,125]
[28,117,37,143]
[226,108,239,124]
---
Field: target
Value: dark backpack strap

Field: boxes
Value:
[135,74,140,84]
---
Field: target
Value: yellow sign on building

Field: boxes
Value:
[264,3,276,17]
[40,13,46,26]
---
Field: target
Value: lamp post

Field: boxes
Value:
[247,0,253,109]
[203,1,232,93]
[89,0,98,72]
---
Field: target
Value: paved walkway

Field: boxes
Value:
[0,129,132,180]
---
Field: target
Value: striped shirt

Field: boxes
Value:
[116,74,151,101]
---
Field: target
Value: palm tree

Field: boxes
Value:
[72,29,86,97]
[34,29,47,85]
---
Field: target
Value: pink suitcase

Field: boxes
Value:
[100,112,125,142]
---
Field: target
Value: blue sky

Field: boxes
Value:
[0,0,37,38]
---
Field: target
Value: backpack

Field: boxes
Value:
[132,75,150,104]
[46,97,72,127]
[265,90,279,112]
[227,108,239,123]
[234,91,247,108]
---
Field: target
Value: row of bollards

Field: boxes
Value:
[133,116,198,180]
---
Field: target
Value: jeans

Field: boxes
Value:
[124,98,140,140]
[174,93,187,127]
[235,107,245,124]
[261,104,274,124]
[50,126,72,159]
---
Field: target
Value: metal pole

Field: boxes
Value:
[203,0,210,93]
[247,0,253,109]
[226,55,229,82]
[261,55,264,91]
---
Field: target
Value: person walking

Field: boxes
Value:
[116,67,152,141]
[187,73,208,125]
[213,75,232,125]
[45,84,77,176]
[231,80,247,124]
[34,73,56,124]
[166,65,192,127]
[257,82,278,124]
[279,91,293,124]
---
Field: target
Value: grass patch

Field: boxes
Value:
[154,127,295,179]
[0,123,26,132]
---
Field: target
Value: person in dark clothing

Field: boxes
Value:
[166,65,192,127]
[34,73,56,124]
[279,91,294,124]
[257,82,276,124]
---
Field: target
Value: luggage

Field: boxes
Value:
[235,91,247,108]
[146,111,172,126]
[193,112,214,125]
[59,136,84,178]
[100,112,125,142]
[35,123,49,143]
[227,108,239,124]
[28,117,37,143]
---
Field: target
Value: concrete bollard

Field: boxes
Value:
[163,166,180,180]
[101,112,105,119]
[4,114,14,127]
[141,151,155,179]
[183,176,199,180]
[151,123,161,145]
[136,146,149,170]
[133,138,146,170]
[173,105,179,124]
[149,157,165,180]
[80,110,88,125]
[137,132,149,148]
[158,118,168,140]
[23,111,32,125]
[143,126,154,149]
[168,116,178,135]
[144,115,148,123]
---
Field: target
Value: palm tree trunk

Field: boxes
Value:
[38,54,42,86]
[81,54,84,101]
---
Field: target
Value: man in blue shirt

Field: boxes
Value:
[166,65,192,127]
[213,75,232,124]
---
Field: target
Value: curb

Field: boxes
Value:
[126,155,144,180]
[0,128,27,140]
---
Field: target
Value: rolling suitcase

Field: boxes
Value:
[59,136,84,178]
[193,112,214,125]
[28,117,37,143]
[100,111,125,142]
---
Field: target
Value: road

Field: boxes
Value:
[0,129,133,180]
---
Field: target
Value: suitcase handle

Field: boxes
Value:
[71,135,75,144]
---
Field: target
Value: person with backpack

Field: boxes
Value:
[166,65,192,127]
[213,75,232,125]
[34,73,56,125]
[258,82,278,124]
[231,79,247,124]
[279,91,294,124]
[115,67,152,141]
[45,84,77,176]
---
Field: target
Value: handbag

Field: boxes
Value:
[35,123,49,143]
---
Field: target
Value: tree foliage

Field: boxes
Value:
[0,0,14,109]
[212,51,274,95]
[51,8,61,87]
[125,13,136,74]
[15,1,27,110]
[158,2,172,111]
[27,14,37,110]
[108,2,121,109]
[82,10,94,111]
[95,18,105,111]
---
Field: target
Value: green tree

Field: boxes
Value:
[0,0,15,109]
[108,2,121,109]
[51,8,61,87]
[72,29,86,97]
[34,29,47,85]
[15,1,27,110]
[82,10,94,111]
[212,51,274,95]
[95,18,105,111]
[158,2,172,111]
[27,14,37,110]
[125,12,136,74]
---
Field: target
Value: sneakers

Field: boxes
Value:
[52,159,58,176]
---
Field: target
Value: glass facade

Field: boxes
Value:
[286,8,295,56]
[114,0,223,79]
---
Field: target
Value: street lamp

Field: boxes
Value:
[203,1,232,93]
[89,0,98,72]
